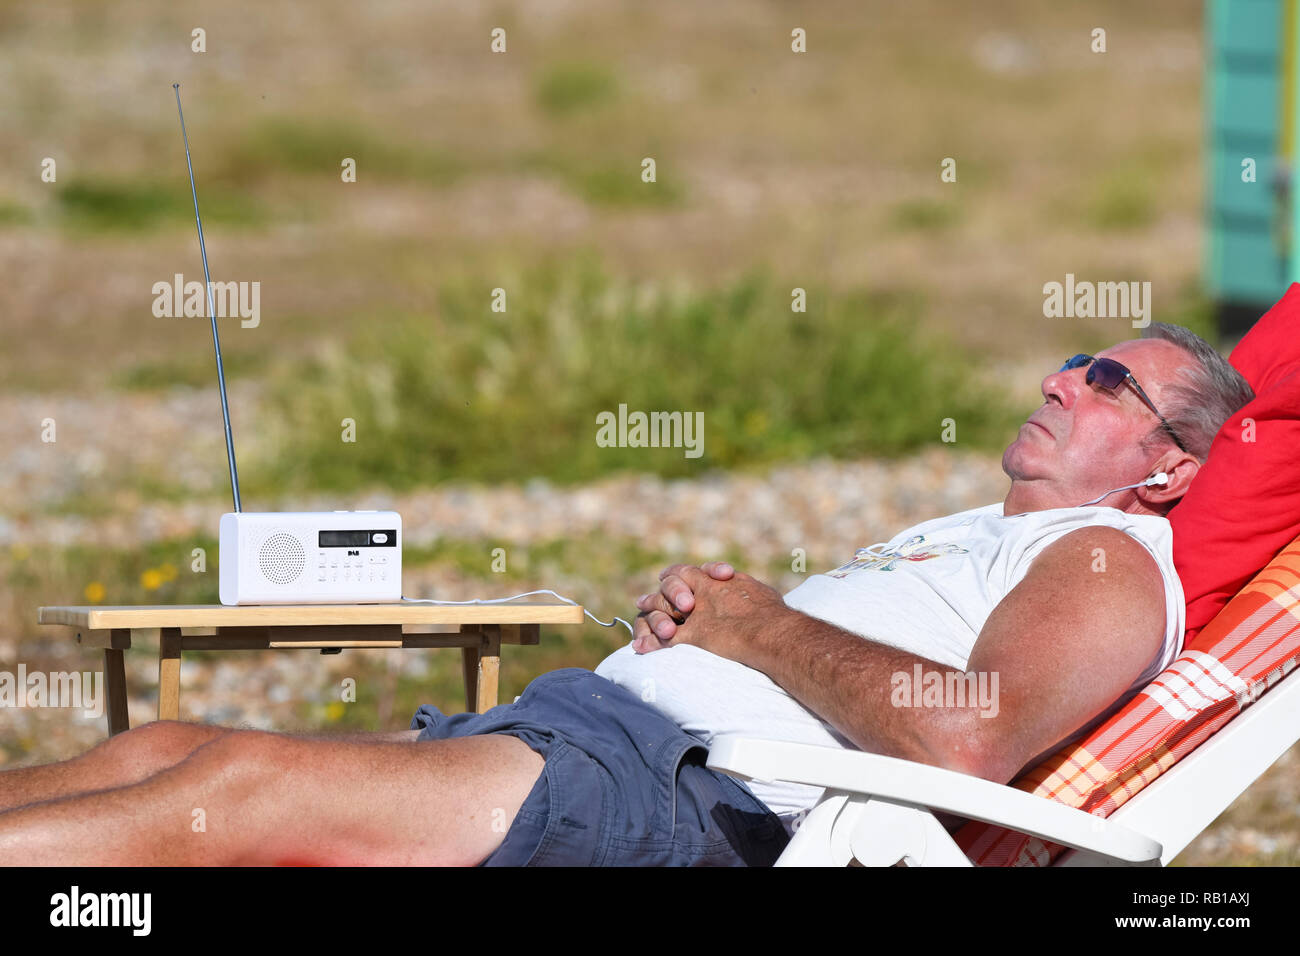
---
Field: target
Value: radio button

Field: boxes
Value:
[372,533,388,544]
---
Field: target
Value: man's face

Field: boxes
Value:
[1002,338,1189,507]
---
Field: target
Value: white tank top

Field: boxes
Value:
[594,502,1185,822]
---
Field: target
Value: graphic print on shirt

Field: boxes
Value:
[825,534,970,578]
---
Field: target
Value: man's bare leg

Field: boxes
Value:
[0,721,422,815]
[0,728,544,865]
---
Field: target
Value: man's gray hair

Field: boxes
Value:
[1138,322,1255,462]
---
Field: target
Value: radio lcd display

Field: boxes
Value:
[319,530,396,548]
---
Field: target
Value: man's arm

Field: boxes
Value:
[641,525,1168,784]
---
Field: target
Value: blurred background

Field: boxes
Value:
[0,0,1294,863]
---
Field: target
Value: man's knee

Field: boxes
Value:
[179,728,295,784]
[146,731,283,824]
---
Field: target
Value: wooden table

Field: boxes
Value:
[37,601,585,736]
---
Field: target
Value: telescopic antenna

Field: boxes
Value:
[173,82,241,513]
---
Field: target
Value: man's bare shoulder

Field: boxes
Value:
[963,523,1166,782]
[1000,522,1166,644]
[1028,523,1165,591]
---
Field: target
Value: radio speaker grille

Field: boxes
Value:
[258,532,307,585]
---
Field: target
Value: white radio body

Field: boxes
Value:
[218,511,402,605]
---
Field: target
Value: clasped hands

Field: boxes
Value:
[631,561,785,659]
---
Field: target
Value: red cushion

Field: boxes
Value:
[1169,284,1300,646]
[1230,284,1300,390]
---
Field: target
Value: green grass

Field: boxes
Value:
[53,117,469,235]
[888,197,961,233]
[57,178,267,232]
[217,116,467,187]
[1083,168,1160,232]
[573,160,683,206]
[535,61,619,116]
[38,472,201,517]
[0,199,33,227]
[112,350,271,391]
[240,255,1021,496]
[517,149,685,207]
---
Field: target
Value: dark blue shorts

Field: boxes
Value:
[409,668,789,866]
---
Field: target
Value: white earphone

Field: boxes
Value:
[1077,471,1169,506]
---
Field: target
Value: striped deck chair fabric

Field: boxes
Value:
[953,534,1300,866]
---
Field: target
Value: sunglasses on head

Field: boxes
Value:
[1059,353,1188,453]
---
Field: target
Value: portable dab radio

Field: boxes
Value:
[218,511,402,605]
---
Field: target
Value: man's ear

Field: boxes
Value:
[1136,451,1200,510]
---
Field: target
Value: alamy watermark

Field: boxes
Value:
[890,664,1000,718]
[0,665,103,719]
[1042,273,1150,329]
[50,886,151,936]
[595,403,704,459]
[152,273,260,328]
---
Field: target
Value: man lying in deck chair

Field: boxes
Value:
[0,323,1255,866]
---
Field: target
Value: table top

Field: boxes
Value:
[38,600,587,629]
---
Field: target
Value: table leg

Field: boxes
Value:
[104,641,130,736]
[461,638,480,714]
[477,624,501,715]
[460,624,502,714]
[158,627,182,721]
